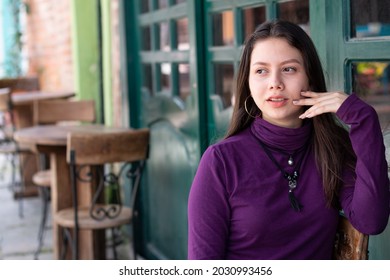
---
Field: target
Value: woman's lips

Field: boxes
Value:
[268,97,287,102]
[266,97,288,107]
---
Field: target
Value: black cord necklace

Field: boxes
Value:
[252,131,310,212]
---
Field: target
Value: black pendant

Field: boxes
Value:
[288,190,302,212]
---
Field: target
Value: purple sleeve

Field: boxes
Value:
[187,146,230,259]
[336,93,390,234]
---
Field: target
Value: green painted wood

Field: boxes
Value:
[121,0,203,260]
[208,47,243,62]
[207,0,267,11]
[71,0,102,122]
[120,0,142,128]
[309,0,327,71]
[139,3,187,24]
[139,51,190,63]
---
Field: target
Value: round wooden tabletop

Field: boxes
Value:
[14,124,131,146]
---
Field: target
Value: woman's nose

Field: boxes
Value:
[269,74,284,90]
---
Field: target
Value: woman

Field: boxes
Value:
[187,20,390,260]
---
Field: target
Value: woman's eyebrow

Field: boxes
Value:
[251,58,302,67]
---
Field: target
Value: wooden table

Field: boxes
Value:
[11,91,75,195]
[12,91,75,128]
[14,124,131,259]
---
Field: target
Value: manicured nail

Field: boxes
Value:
[293,100,299,104]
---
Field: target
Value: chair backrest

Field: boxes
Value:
[332,215,369,260]
[0,76,40,92]
[66,128,150,219]
[67,129,150,165]
[0,88,17,135]
[33,99,96,125]
[0,88,11,112]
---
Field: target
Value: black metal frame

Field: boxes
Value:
[59,149,146,260]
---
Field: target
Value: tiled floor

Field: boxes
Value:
[0,155,133,260]
[0,162,53,260]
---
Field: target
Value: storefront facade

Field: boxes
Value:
[120,0,390,259]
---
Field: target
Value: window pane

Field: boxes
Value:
[211,10,234,46]
[278,0,310,34]
[140,0,149,13]
[351,0,390,38]
[242,6,266,43]
[352,61,390,128]
[179,64,190,100]
[176,18,189,50]
[159,21,170,51]
[142,64,154,96]
[158,0,168,9]
[141,26,151,51]
[214,63,234,108]
[160,63,171,93]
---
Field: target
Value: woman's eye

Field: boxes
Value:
[283,67,296,73]
[256,69,267,74]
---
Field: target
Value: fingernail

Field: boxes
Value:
[293,100,298,104]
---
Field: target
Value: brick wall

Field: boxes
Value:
[23,0,124,126]
[24,0,74,92]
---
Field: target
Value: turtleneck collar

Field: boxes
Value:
[250,117,313,152]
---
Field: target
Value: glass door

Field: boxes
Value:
[310,0,390,259]
[204,0,309,142]
[122,0,204,260]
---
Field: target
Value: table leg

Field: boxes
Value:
[50,148,105,259]
[12,104,38,197]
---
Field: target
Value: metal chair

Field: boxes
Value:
[0,87,34,217]
[332,214,369,260]
[53,128,149,259]
[32,99,96,259]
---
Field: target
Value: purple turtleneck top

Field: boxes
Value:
[188,94,390,260]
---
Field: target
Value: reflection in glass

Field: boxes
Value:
[176,18,189,50]
[158,0,168,9]
[352,61,390,128]
[242,6,266,43]
[160,63,171,93]
[178,64,190,100]
[351,0,390,38]
[142,64,153,96]
[141,26,151,51]
[278,0,309,34]
[140,0,149,13]
[211,10,234,46]
[160,21,170,51]
[214,63,234,108]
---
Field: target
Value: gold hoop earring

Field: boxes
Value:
[244,96,257,118]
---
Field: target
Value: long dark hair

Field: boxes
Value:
[226,20,356,208]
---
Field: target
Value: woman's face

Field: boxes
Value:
[248,37,309,128]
